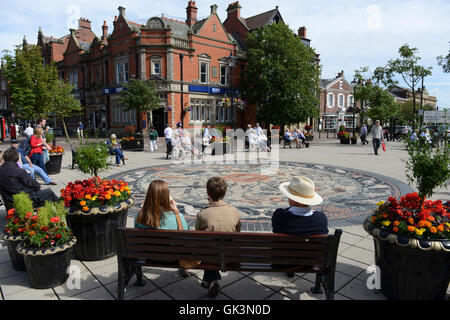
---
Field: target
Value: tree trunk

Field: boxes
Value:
[62,118,71,143]
[136,106,142,133]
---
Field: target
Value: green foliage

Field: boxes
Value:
[37,201,67,228]
[75,143,110,178]
[365,86,401,125]
[119,79,161,132]
[404,135,450,199]
[46,132,54,144]
[437,42,450,73]
[13,192,34,220]
[242,22,320,127]
[2,44,58,118]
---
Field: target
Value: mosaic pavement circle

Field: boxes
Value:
[109,161,411,230]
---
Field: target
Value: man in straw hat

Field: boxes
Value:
[273,176,328,237]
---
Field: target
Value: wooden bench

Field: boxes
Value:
[115,228,342,300]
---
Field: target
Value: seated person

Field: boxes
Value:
[135,180,190,277]
[0,149,59,207]
[258,131,270,152]
[195,177,241,297]
[106,134,126,167]
[285,130,300,148]
[272,176,328,277]
[248,129,258,151]
[296,130,307,148]
[170,134,183,159]
[181,131,198,156]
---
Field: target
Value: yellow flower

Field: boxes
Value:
[92,196,97,201]
[85,194,92,200]
[80,201,87,207]
[381,221,391,227]
[114,191,121,197]
[376,201,385,206]
[415,228,425,236]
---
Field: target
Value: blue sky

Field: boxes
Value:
[1,0,449,108]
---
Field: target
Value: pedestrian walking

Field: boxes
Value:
[24,123,34,139]
[149,126,158,152]
[360,124,369,145]
[370,120,384,155]
[77,122,84,140]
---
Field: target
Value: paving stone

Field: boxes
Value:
[338,243,351,254]
[0,262,22,280]
[0,272,31,296]
[0,250,11,264]
[277,277,325,300]
[353,238,375,251]
[220,277,276,300]
[302,271,353,291]
[248,272,301,291]
[80,256,117,270]
[105,279,158,300]
[341,225,371,238]
[64,286,115,300]
[339,246,375,266]
[135,290,173,300]
[265,292,292,300]
[338,278,387,300]
[143,267,193,288]
[5,288,58,300]
[189,270,246,288]
[161,275,212,300]
[53,271,102,299]
[87,262,118,286]
[335,256,369,278]
[340,232,365,246]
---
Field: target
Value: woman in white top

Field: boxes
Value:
[248,129,258,151]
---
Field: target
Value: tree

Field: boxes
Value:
[118,79,161,133]
[365,86,401,125]
[2,44,56,119]
[437,42,450,73]
[374,44,432,129]
[399,100,434,125]
[241,22,320,130]
[48,79,83,142]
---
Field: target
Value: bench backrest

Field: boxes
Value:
[116,228,342,272]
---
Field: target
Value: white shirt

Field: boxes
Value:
[255,126,262,136]
[25,127,34,137]
[164,127,173,139]
[288,206,314,217]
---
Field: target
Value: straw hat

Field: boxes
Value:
[279,176,323,206]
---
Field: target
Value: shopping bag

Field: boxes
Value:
[382,142,386,152]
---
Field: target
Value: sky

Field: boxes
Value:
[0,0,449,108]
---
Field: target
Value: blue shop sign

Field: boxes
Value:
[103,86,125,95]
[189,85,239,96]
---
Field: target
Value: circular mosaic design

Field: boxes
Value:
[109,161,409,230]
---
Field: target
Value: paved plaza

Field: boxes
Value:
[0,136,449,300]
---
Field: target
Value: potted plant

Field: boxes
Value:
[63,142,134,261]
[1,192,35,271]
[351,134,358,145]
[15,196,77,289]
[338,131,350,144]
[45,145,65,175]
[121,126,144,151]
[364,137,450,300]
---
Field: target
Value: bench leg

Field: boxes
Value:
[134,266,146,287]
[310,273,324,294]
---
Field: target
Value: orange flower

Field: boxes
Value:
[393,227,399,233]
[408,217,414,225]
[382,214,388,218]
[393,221,400,227]
[82,206,89,212]
[80,201,87,206]
[105,194,111,200]
[407,226,415,232]
[430,227,437,234]
[85,194,92,200]
[428,216,435,222]
[424,221,432,228]
[437,225,444,232]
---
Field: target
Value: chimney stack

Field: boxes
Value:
[298,26,307,38]
[186,1,198,27]
[227,1,242,20]
[102,21,108,42]
[118,6,126,17]
[211,4,218,15]
[337,70,344,78]
[78,18,92,29]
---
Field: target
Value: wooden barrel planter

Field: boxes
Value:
[1,234,26,271]
[66,198,135,261]
[340,138,350,145]
[45,153,63,175]
[364,218,450,300]
[211,143,233,156]
[17,237,77,289]
[121,137,145,151]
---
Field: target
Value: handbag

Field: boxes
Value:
[175,213,201,269]
[382,142,386,152]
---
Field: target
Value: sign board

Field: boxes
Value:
[103,87,125,95]
[189,85,240,96]
[423,111,450,123]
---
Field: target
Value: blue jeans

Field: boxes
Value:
[110,148,124,164]
[22,163,52,184]
[30,153,48,175]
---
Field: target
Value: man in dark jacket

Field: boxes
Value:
[0,149,59,207]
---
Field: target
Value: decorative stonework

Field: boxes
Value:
[17,237,77,256]
[67,197,135,216]
[146,18,165,30]
[1,234,25,242]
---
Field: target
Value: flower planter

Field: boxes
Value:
[121,137,144,151]
[1,234,26,271]
[364,218,450,300]
[66,198,135,261]
[351,138,358,145]
[340,138,350,144]
[45,153,63,175]
[211,142,233,156]
[17,237,77,289]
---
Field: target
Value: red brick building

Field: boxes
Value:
[36,1,316,135]
[319,71,358,131]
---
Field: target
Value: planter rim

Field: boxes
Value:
[1,233,25,242]
[67,197,135,216]
[49,153,65,156]
[16,237,77,256]
[363,217,450,252]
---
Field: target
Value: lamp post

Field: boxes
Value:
[351,79,358,136]
[226,52,240,128]
[180,54,184,128]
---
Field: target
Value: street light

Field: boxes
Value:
[226,52,241,128]
[351,79,358,136]
[179,54,185,128]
